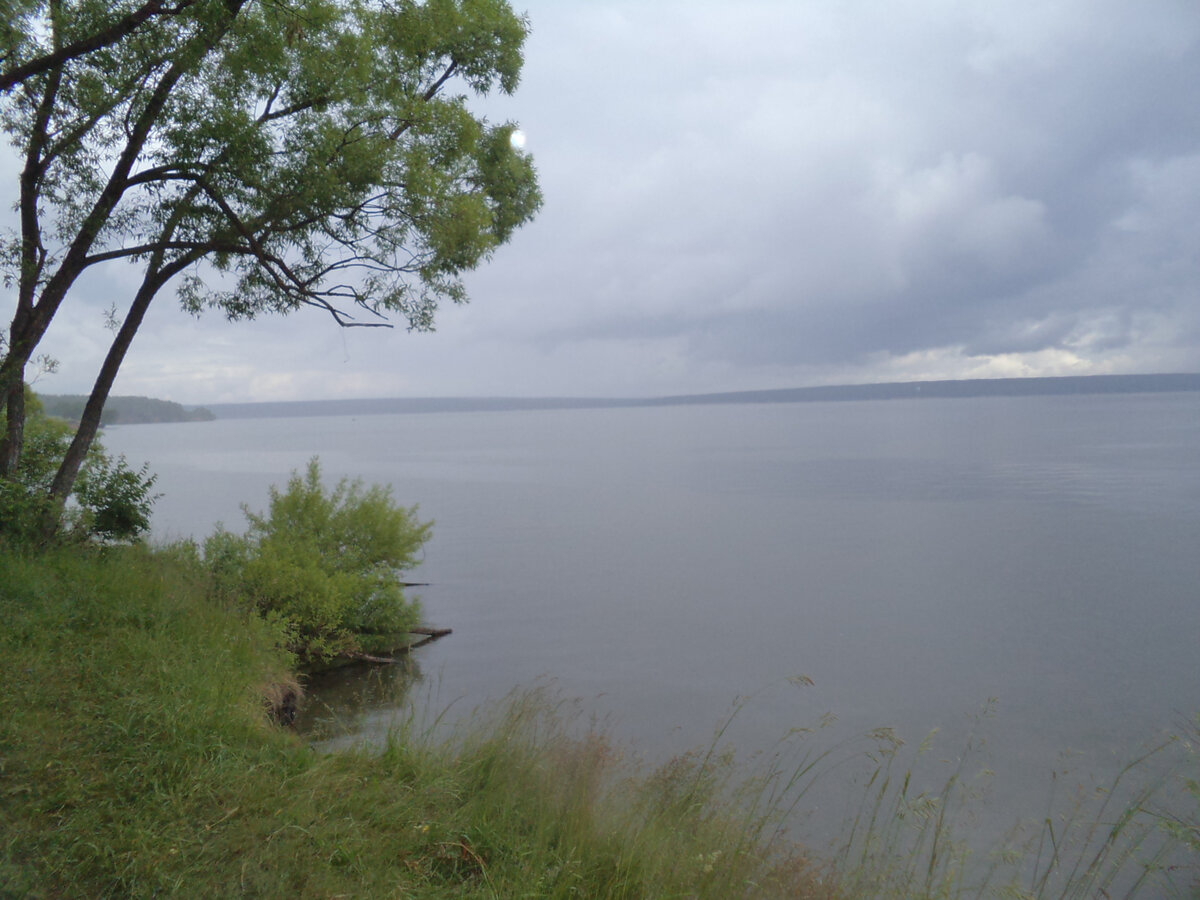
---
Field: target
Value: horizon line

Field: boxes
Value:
[195,372,1200,416]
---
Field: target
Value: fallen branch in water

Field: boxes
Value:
[348,627,453,664]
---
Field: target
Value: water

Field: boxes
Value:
[103,393,1200,842]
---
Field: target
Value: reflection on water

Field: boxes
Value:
[294,657,423,749]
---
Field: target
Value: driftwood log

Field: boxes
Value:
[348,626,453,665]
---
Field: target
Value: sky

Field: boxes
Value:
[11,0,1200,403]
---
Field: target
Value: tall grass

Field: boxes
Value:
[0,543,832,898]
[1,541,1195,898]
[818,717,1190,898]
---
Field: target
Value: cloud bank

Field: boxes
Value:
[10,0,1200,401]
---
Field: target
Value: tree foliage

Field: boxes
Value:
[204,458,432,662]
[0,384,157,542]
[0,1,211,93]
[0,0,541,529]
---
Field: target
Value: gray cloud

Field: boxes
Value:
[8,0,1200,401]
[471,0,1200,385]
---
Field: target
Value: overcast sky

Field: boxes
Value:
[13,0,1200,403]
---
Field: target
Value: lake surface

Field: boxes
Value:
[104,393,1200,843]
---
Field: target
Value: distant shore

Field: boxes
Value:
[204,372,1200,421]
[38,393,215,425]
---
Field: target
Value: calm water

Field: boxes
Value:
[104,393,1200,839]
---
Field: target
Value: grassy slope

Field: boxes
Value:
[0,545,834,899]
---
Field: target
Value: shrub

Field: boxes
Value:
[72,449,158,541]
[0,385,157,544]
[205,457,431,662]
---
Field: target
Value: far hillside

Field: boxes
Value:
[205,373,1200,420]
[39,394,215,426]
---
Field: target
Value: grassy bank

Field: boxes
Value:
[0,544,834,898]
[1,543,1195,898]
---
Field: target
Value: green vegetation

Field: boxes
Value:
[37,394,215,425]
[2,536,1196,898]
[0,386,157,543]
[204,458,432,663]
[0,543,835,898]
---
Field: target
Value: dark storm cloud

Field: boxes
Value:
[466,0,1200,387]
[18,0,1200,400]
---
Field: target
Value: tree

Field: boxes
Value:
[0,0,541,534]
[2,0,253,480]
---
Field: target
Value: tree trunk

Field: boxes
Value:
[0,301,41,476]
[1,268,95,479]
[3,30,62,479]
[0,356,27,478]
[46,271,164,517]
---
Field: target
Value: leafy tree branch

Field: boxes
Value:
[0,0,205,93]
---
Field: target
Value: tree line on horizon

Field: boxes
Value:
[37,394,215,426]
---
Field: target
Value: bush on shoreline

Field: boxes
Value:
[203,458,431,663]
